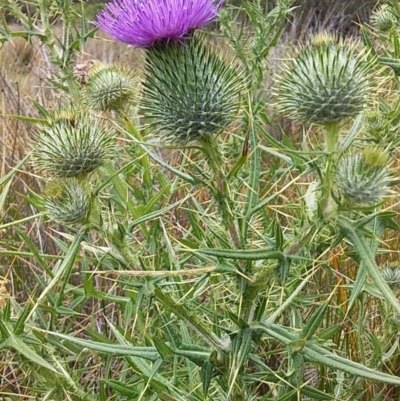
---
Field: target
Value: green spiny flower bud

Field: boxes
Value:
[141,34,245,142]
[276,33,375,125]
[364,111,392,145]
[85,62,139,111]
[45,180,91,224]
[336,146,391,204]
[366,111,386,131]
[371,5,397,32]
[32,112,115,178]
[381,265,400,288]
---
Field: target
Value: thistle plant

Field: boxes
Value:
[44,180,91,224]
[84,62,139,112]
[5,0,400,400]
[32,112,116,178]
[336,146,391,205]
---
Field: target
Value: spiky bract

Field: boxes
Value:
[94,0,224,48]
[32,113,115,178]
[276,33,375,125]
[141,36,244,142]
[45,181,91,224]
[85,63,139,112]
[336,147,391,205]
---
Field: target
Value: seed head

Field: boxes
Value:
[336,146,391,204]
[85,63,139,112]
[32,112,115,179]
[45,180,91,224]
[141,35,245,142]
[276,33,375,125]
[94,0,224,48]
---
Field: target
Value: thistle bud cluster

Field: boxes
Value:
[32,111,115,225]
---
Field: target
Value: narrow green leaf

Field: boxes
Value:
[128,197,189,231]
[201,362,214,396]
[13,304,33,335]
[304,341,400,385]
[301,302,328,340]
[256,322,400,385]
[5,114,48,124]
[47,331,159,360]
[103,379,137,397]
[338,216,400,315]
[153,338,174,360]
[26,230,87,321]
[155,289,225,350]
[197,247,284,261]
[5,335,59,373]
[347,217,385,311]
[242,119,260,236]
[0,179,12,212]
[0,154,29,187]
[173,347,211,366]
[317,324,342,341]
[340,112,365,152]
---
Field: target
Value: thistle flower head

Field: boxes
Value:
[45,181,91,224]
[141,35,245,142]
[371,5,397,32]
[336,146,391,205]
[32,112,115,179]
[85,63,139,112]
[94,0,224,48]
[276,33,375,125]
[381,265,400,288]
[365,111,387,136]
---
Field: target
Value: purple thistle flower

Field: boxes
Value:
[94,0,224,48]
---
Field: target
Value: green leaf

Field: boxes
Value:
[103,379,138,397]
[47,331,159,361]
[242,118,260,238]
[256,322,400,385]
[301,302,328,340]
[13,304,33,335]
[201,361,214,396]
[153,338,174,360]
[338,216,400,315]
[26,229,87,321]
[196,247,284,261]
[155,289,226,350]
[174,346,211,366]
[128,197,189,231]
[317,324,342,341]
[4,334,59,373]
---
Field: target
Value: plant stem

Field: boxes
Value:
[323,122,340,154]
